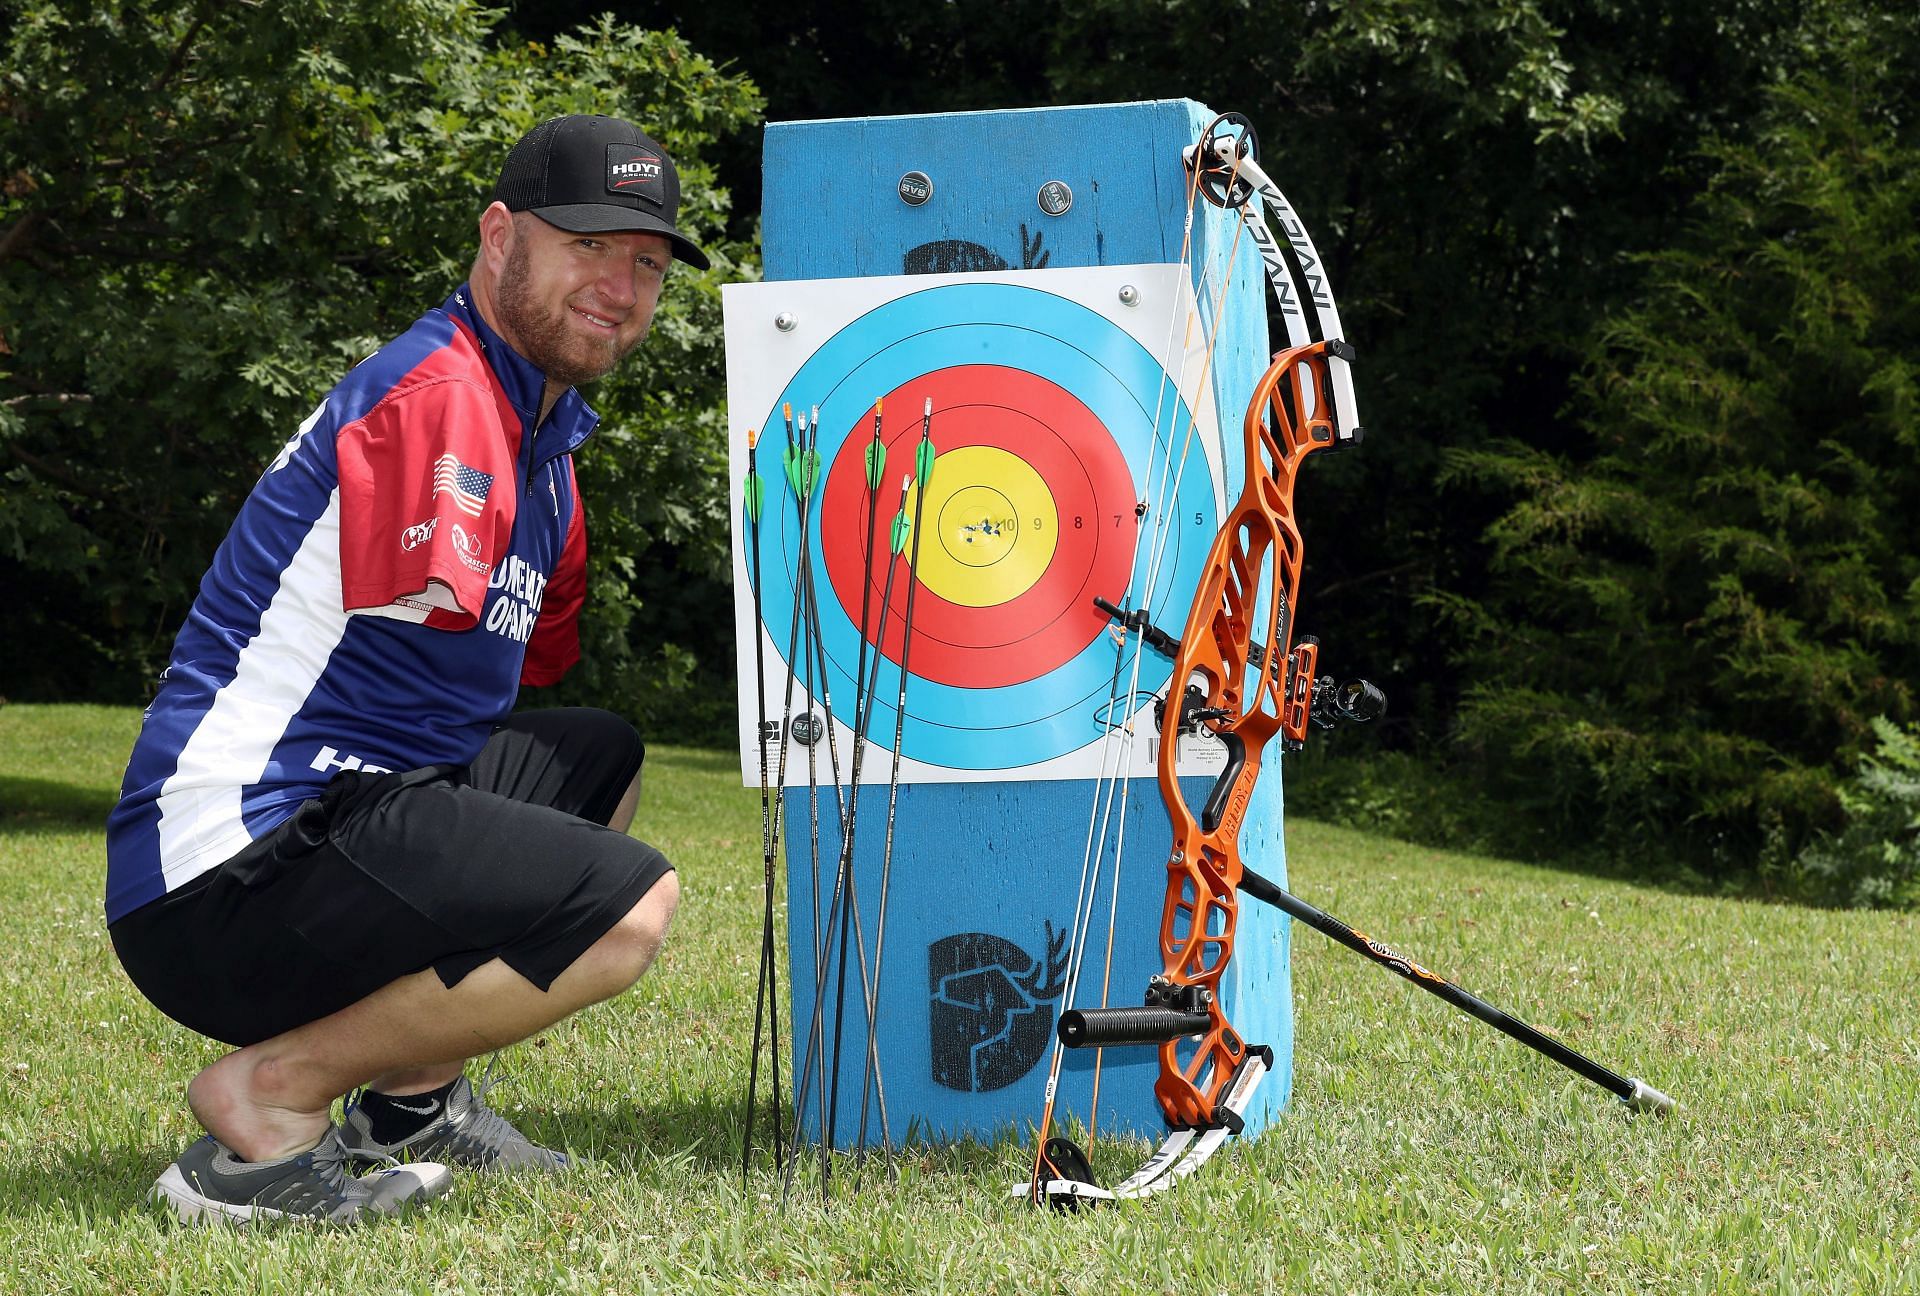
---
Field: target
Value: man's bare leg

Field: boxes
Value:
[359,771,653,1103]
[186,871,678,1161]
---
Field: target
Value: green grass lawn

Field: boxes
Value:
[1,703,1914,1294]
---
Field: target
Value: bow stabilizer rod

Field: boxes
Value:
[1059,979,1212,1049]
[1236,867,1676,1113]
[1055,862,1678,1116]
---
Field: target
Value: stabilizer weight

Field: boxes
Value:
[1624,1078,1677,1114]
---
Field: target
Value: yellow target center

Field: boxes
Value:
[907,445,1057,608]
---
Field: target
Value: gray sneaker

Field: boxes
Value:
[153,1127,452,1225]
[341,1074,571,1173]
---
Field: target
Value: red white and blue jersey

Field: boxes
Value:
[105,287,593,923]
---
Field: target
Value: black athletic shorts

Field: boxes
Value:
[109,708,672,1048]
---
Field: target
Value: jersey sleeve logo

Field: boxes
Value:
[433,453,494,516]
[401,517,438,551]
[450,521,491,574]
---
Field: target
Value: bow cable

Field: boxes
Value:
[1029,115,1253,1196]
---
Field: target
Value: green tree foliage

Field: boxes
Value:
[0,2,761,717]
[582,0,1920,897]
[11,0,1920,902]
[1045,0,1840,745]
[1439,7,1920,887]
[581,0,1822,739]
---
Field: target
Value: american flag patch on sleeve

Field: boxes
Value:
[433,453,495,517]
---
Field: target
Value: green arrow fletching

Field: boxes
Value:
[914,438,936,482]
[742,472,764,523]
[865,439,886,489]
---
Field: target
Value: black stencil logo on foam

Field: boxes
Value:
[927,921,1069,1092]
[902,225,1051,277]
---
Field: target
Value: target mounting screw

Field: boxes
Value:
[774,312,798,333]
[898,171,933,206]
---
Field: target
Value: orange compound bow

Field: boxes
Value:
[1027,339,1365,1206]
[1023,115,1671,1209]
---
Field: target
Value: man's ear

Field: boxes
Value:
[476,202,516,279]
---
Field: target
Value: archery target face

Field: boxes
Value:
[726,264,1226,783]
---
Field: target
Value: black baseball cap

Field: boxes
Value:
[491,114,710,271]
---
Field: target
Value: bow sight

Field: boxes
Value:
[1308,673,1388,731]
[1095,596,1386,751]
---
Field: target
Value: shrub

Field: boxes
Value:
[1790,718,1920,909]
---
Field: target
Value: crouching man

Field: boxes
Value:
[104,114,706,1223]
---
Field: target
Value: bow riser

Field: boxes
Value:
[1149,340,1349,1129]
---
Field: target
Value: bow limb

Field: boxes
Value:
[1192,118,1364,448]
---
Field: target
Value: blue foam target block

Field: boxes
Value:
[760,100,1292,1147]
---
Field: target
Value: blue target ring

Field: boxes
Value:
[755,281,1220,771]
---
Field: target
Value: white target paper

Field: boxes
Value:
[725,263,1232,786]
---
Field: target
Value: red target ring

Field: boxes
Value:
[820,365,1140,690]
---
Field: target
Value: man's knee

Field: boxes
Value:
[599,871,679,982]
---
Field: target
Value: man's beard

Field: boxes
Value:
[493,237,642,389]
